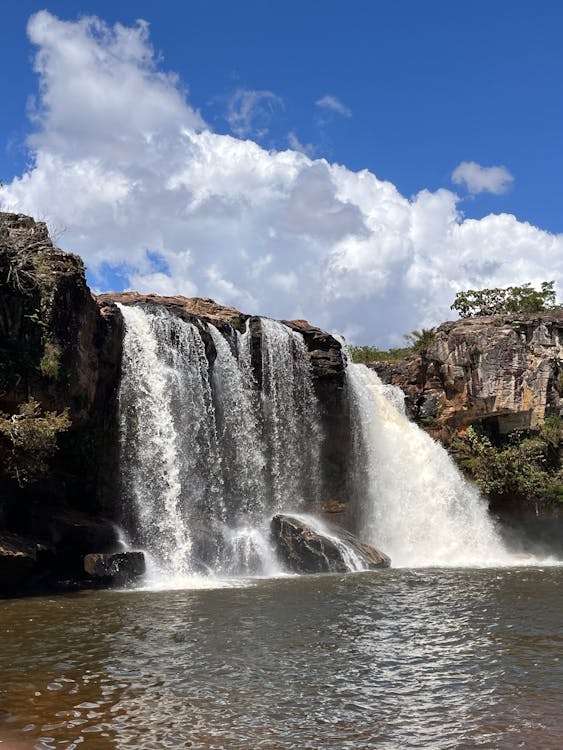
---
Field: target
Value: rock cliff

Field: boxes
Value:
[2,211,560,590]
[372,313,563,439]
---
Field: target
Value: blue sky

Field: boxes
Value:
[1,1,562,343]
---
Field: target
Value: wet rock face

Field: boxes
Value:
[84,551,146,586]
[373,312,563,437]
[0,212,352,593]
[271,514,390,573]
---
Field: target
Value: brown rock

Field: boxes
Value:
[373,312,563,438]
[97,291,247,331]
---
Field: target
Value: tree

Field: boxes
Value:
[404,328,436,351]
[451,281,558,318]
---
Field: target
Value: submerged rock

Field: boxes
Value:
[271,514,390,574]
[84,551,146,586]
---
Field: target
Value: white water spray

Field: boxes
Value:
[346,363,515,567]
[259,318,322,509]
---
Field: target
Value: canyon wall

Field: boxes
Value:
[1,211,561,591]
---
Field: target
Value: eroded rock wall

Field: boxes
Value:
[373,313,563,439]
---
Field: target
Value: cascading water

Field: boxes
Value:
[259,318,321,509]
[346,362,514,567]
[118,305,323,580]
[118,302,527,580]
[118,305,224,577]
[207,323,266,519]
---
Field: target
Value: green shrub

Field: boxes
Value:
[0,399,71,485]
[452,423,563,504]
[349,328,436,365]
[39,339,61,380]
[404,327,436,352]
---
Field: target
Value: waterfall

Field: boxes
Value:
[118,306,323,580]
[346,363,513,567]
[207,324,267,519]
[259,318,321,510]
[118,305,224,577]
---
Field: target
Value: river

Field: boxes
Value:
[1,567,561,749]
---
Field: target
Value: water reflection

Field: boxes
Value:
[0,569,561,749]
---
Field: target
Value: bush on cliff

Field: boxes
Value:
[0,400,70,486]
[349,345,411,364]
[349,328,436,364]
[452,418,563,505]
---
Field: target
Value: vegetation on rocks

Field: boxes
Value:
[349,328,436,364]
[451,417,563,505]
[349,345,411,364]
[0,399,70,486]
[39,339,62,380]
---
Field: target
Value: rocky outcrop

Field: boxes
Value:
[0,512,126,595]
[0,212,123,522]
[271,514,390,573]
[99,292,346,389]
[373,313,563,439]
[372,313,563,534]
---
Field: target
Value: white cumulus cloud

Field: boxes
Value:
[451,161,514,195]
[1,11,562,345]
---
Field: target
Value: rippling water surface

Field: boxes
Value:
[0,568,561,749]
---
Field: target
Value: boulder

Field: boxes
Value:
[271,514,390,574]
[84,551,146,586]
